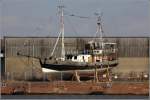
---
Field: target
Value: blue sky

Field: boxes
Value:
[0,0,149,37]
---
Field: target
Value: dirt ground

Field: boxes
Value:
[113,57,149,73]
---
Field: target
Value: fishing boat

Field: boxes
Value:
[39,4,118,71]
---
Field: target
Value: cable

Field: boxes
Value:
[65,15,80,37]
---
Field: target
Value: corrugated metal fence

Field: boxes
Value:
[4,37,149,58]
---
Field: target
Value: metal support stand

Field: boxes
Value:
[61,71,63,82]
[94,66,99,83]
[106,63,112,88]
[106,64,112,82]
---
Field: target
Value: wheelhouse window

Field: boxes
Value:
[74,56,77,59]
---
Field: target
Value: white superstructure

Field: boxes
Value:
[72,55,91,62]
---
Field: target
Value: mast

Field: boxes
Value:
[94,12,104,63]
[97,16,103,43]
[58,0,65,61]
[50,0,65,61]
[95,12,104,44]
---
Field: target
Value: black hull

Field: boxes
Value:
[41,63,118,71]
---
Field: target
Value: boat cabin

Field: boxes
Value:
[70,41,118,63]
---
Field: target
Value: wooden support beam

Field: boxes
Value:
[72,70,80,82]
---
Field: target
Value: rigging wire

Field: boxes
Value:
[64,9,92,19]
[50,31,62,58]
[65,15,80,37]
[64,9,106,39]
